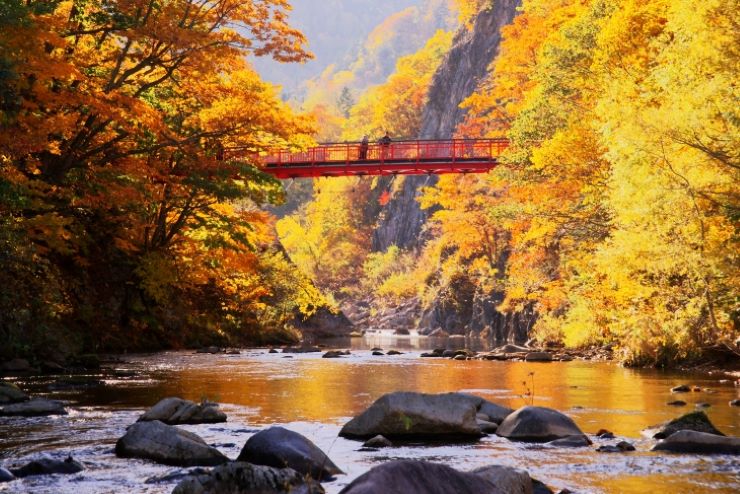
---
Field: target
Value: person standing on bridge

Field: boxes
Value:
[359,135,369,160]
[378,132,392,160]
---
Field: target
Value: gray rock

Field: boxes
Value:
[525,352,553,362]
[695,402,711,408]
[322,350,344,358]
[667,400,686,406]
[496,406,584,442]
[651,430,740,454]
[730,399,740,407]
[268,348,278,353]
[472,465,533,494]
[546,435,592,447]
[138,397,226,425]
[363,435,393,448]
[371,351,384,356]
[0,382,28,404]
[644,411,725,439]
[339,392,483,440]
[0,467,15,482]
[11,456,83,477]
[595,429,614,439]
[616,440,636,451]
[455,393,514,424]
[0,398,67,416]
[282,346,321,353]
[386,350,403,355]
[237,426,342,480]
[477,419,499,433]
[473,397,514,424]
[172,462,325,494]
[338,460,503,494]
[596,445,621,453]
[533,479,555,493]
[115,420,228,466]
[671,384,691,393]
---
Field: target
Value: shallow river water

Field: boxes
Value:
[1,335,738,493]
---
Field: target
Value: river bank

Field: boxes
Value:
[1,340,739,493]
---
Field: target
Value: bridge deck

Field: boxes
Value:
[234,139,508,179]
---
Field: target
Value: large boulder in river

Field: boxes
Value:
[651,430,740,454]
[338,460,503,494]
[0,382,28,404]
[138,397,226,425]
[10,456,84,477]
[644,411,725,439]
[463,394,514,424]
[236,426,342,481]
[172,461,325,494]
[340,392,487,439]
[0,397,67,416]
[472,465,534,494]
[496,406,584,442]
[115,420,228,467]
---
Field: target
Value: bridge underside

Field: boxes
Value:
[265,158,498,179]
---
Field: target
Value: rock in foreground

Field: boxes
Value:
[0,382,28,404]
[11,456,84,477]
[651,431,740,455]
[644,411,725,439]
[115,420,228,467]
[339,392,487,439]
[138,397,226,425]
[338,460,503,494]
[472,465,534,494]
[496,406,584,442]
[172,462,325,494]
[237,426,342,480]
[0,398,67,416]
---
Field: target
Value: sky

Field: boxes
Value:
[250,0,424,97]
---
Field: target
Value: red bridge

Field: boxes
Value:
[232,138,509,179]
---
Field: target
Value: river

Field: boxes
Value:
[1,334,738,493]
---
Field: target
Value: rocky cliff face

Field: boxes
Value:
[366,1,536,344]
[372,0,521,252]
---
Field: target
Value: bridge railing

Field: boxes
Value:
[262,138,509,166]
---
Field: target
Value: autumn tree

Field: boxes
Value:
[432,0,738,365]
[0,0,325,358]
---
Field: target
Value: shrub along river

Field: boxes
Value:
[0,335,738,493]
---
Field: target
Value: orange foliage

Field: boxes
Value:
[0,0,324,356]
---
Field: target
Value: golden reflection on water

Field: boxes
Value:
[2,348,738,494]
[148,354,738,439]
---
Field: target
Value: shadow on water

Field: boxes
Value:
[0,335,738,493]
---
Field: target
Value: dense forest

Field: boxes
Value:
[0,0,329,360]
[278,0,739,366]
[1,0,738,367]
